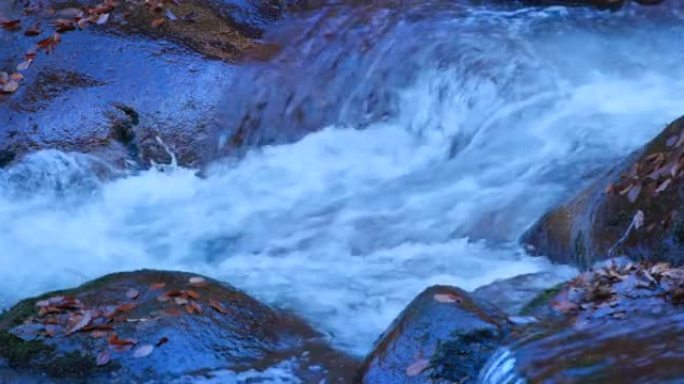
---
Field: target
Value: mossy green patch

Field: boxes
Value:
[0,331,52,367]
[520,283,565,316]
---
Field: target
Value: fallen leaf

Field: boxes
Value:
[165,9,177,21]
[633,210,645,230]
[433,293,461,304]
[96,350,111,366]
[0,19,21,31]
[186,301,202,314]
[185,289,200,299]
[406,358,429,376]
[91,330,110,338]
[24,23,41,36]
[150,282,166,290]
[17,58,33,71]
[115,303,138,313]
[188,276,207,287]
[209,299,228,314]
[656,178,672,194]
[151,17,165,28]
[627,183,641,203]
[174,297,188,305]
[96,13,110,25]
[1,79,19,93]
[126,289,140,300]
[66,311,92,335]
[108,334,137,347]
[10,73,23,81]
[133,344,154,358]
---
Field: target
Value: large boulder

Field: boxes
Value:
[523,116,684,268]
[0,270,357,383]
[487,262,684,383]
[0,0,299,169]
[357,286,510,384]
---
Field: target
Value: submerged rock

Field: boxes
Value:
[357,286,510,384]
[0,270,357,383]
[505,262,684,382]
[523,115,684,268]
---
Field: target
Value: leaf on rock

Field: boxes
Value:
[96,13,110,25]
[1,79,18,93]
[133,344,154,358]
[188,277,207,287]
[108,334,137,347]
[165,9,177,21]
[150,282,166,290]
[433,293,461,304]
[151,17,165,28]
[10,72,23,81]
[66,311,92,335]
[91,330,110,338]
[174,297,188,305]
[185,289,200,299]
[655,178,672,194]
[24,23,41,36]
[627,183,641,203]
[209,299,228,314]
[126,289,140,300]
[633,210,645,230]
[405,358,429,377]
[0,19,21,31]
[115,302,138,313]
[96,350,111,366]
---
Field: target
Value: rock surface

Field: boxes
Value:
[0,0,297,169]
[504,261,684,383]
[0,270,357,383]
[523,116,684,268]
[357,286,510,384]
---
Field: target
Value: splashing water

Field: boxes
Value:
[1,3,684,362]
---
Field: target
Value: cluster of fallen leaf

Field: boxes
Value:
[606,129,684,204]
[549,261,684,319]
[0,0,187,94]
[9,275,231,367]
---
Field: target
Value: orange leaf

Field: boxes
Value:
[433,293,461,304]
[115,303,138,313]
[209,299,227,314]
[185,289,200,299]
[65,311,92,335]
[151,17,165,28]
[150,282,166,290]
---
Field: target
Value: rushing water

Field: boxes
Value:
[1,1,683,370]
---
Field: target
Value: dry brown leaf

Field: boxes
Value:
[24,23,41,36]
[209,299,228,314]
[65,311,92,335]
[1,79,19,93]
[188,276,207,287]
[433,293,461,304]
[151,17,165,28]
[185,289,200,299]
[115,302,138,313]
[150,282,166,290]
[175,297,188,305]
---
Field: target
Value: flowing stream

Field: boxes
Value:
[1,1,684,375]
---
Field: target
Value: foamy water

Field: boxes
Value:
[1,3,682,367]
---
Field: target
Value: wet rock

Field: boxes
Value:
[473,270,576,315]
[523,115,684,268]
[0,0,297,169]
[0,270,357,383]
[505,262,684,382]
[357,286,510,384]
